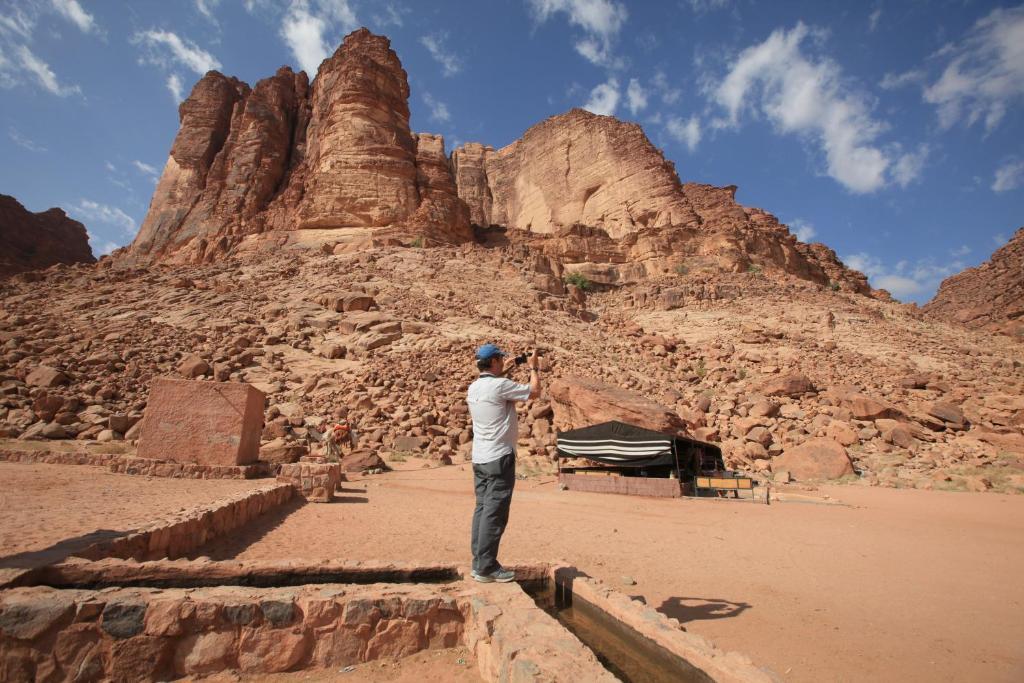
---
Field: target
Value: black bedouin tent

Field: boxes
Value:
[556,420,724,481]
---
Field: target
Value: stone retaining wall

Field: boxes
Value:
[110,457,270,479]
[0,583,466,681]
[73,484,293,564]
[0,449,270,480]
[0,448,123,468]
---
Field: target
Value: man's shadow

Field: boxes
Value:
[656,596,751,623]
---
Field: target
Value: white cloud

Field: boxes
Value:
[992,159,1024,192]
[709,22,896,194]
[527,0,628,67]
[788,218,817,242]
[167,73,184,102]
[950,245,971,257]
[14,45,80,96]
[625,77,647,115]
[280,0,358,77]
[86,231,119,257]
[892,143,929,187]
[8,126,46,152]
[133,160,159,177]
[0,7,35,39]
[844,251,966,302]
[583,77,619,115]
[372,3,407,28]
[665,115,701,151]
[993,233,1007,246]
[879,69,926,90]
[72,200,137,238]
[422,91,450,123]
[133,30,221,75]
[685,0,733,14]
[652,70,681,104]
[195,0,220,25]
[242,0,273,13]
[868,8,881,33]
[420,33,461,77]
[52,0,96,33]
[923,6,1024,132]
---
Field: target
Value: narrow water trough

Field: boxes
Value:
[521,577,713,682]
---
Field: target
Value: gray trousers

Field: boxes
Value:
[471,451,516,575]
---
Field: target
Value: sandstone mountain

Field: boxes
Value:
[129,29,471,264]
[0,194,95,278]
[451,110,870,291]
[923,227,1024,337]
[128,28,871,297]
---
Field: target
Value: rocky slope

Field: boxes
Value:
[129,29,471,264]
[1,235,1022,493]
[923,227,1024,337]
[0,195,95,277]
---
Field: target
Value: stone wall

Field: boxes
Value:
[559,472,682,497]
[0,583,465,681]
[72,484,293,563]
[0,449,269,480]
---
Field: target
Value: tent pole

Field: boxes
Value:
[672,439,682,494]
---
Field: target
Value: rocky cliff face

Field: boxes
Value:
[923,227,1024,336]
[0,194,95,277]
[452,109,870,292]
[130,29,470,264]
[130,28,869,295]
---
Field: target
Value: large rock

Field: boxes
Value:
[129,28,471,264]
[549,376,686,434]
[137,377,265,466]
[839,392,903,421]
[924,226,1024,335]
[0,194,95,277]
[758,373,815,397]
[773,438,855,480]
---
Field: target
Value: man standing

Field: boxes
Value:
[467,343,540,583]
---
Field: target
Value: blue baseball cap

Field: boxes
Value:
[475,343,505,360]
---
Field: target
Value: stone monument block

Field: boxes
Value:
[138,377,265,466]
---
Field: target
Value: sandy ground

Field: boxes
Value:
[196,460,1024,683]
[191,647,480,682]
[0,462,262,569]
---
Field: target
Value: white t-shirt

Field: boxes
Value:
[467,373,532,464]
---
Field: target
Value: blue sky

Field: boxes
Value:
[1,0,1021,303]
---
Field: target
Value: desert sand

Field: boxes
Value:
[0,461,261,568]
[196,460,1024,682]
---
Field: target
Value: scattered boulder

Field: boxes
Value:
[773,438,855,480]
[927,401,967,430]
[758,373,815,397]
[178,355,211,378]
[26,365,69,388]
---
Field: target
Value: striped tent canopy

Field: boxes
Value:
[556,421,722,470]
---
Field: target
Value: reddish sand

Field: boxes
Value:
[193,647,480,682]
[197,462,1024,682]
[0,462,262,568]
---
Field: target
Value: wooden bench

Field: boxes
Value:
[692,473,757,501]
